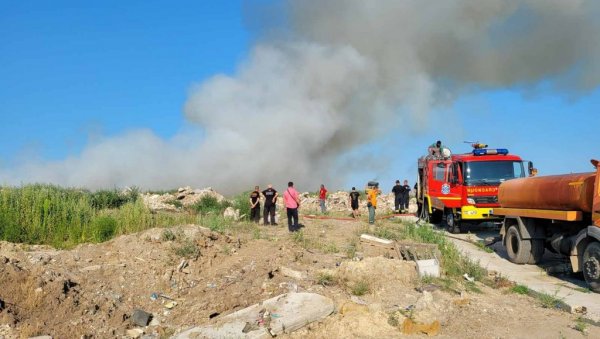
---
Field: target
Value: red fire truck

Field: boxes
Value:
[416,144,533,233]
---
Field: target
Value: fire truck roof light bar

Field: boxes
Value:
[473,148,509,156]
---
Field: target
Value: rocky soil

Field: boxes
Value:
[1,215,598,338]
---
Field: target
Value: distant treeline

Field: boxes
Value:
[0,184,251,248]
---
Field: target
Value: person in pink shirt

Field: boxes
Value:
[283,181,301,232]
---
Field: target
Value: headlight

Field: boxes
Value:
[467,197,475,204]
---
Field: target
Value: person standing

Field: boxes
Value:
[319,184,328,214]
[262,184,278,225]
[401,180,411,213]
[249,186,261,223]
[367,183,380,224]
[348,187,361,218]
[392,180,404,213]
[283,181,301,232]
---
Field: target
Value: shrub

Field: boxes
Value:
[231,192,251,220]
[317,272,336,286]
[91,216,117,243]
[351,280,370,296]
[161,229,177,241]
[173,239,200,259]
[192,196,230,215]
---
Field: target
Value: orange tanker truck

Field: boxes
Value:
[493,159,600,292]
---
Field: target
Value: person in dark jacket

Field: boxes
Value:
[392,180,404,213]
[249,186,261,223]
[400,180,411,213]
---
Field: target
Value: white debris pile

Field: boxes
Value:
[142,186,227,211]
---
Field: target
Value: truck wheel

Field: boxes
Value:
[528,239,545,264]
[445,211,461,234]
[583,242,600,293]
[505,225,532,264]
[430,211,443,224]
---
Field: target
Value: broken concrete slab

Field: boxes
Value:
[279,266,307,280]
[173,292,334,338]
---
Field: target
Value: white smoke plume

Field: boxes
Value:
[2,0,600,194]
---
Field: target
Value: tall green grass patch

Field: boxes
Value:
[0,184,195,248]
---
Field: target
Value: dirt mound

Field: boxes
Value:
[1,219,599,338]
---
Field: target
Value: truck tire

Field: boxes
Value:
[528,239,545,264]
[444,210,461,234]
[505,225,532,264]
[583,241,600,293]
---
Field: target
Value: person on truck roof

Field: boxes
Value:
[428,140,443,157]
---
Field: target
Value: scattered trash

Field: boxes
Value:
[209,312,220,319]
[164,301,178,309]
[177,259,188,272]
[270,313,282,318]
[207,283,217,289]
[150,293,158,301]
[132,309,152,327]
[416,258,440,278]
[463,273,475,282]
[159,293,176,301]
[573,306,587,315]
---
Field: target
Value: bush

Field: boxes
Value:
[173,239,200,259]
[90,189,138,209]
[231,192,251,220]
[351,280,370,296]
[91,216,117,243]
[192,196,230,215]
[161,229,177,241]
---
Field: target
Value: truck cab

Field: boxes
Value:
[417,145,529,233]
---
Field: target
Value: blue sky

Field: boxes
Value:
[1,1,598,190]
[1,1,248,161]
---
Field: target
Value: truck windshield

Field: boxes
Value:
[464,161,525,186]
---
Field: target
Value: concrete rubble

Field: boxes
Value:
[142,186,417,216]
[141,187,226,211]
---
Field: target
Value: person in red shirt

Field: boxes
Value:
[319,184,328,214]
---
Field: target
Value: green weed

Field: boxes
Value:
[317,272,336,286]
[173,239,200,259]
[574,317,588,334]
[537,289,564,309]
[345,240,358,259]
[511,284,530,295]
[351,280,370,296]
[161,229,177,241]
[191,195,231,215]
[475,240,494,253]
